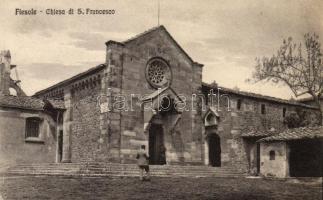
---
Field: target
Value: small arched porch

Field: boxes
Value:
[203,107,221,167]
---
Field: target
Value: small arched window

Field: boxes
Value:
[205,112,218,127]
[207,113,215,122]
[269,150,275,160]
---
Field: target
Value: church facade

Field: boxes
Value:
[34,26,205,165]
[1,26,321,177]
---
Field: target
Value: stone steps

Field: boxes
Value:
[9,165,239,171]
[6,163,245,178]
[8,166,237,172]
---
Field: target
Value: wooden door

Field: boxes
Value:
[209,134,221,167]
[149,124,165,165]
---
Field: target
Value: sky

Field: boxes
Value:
[0,0,322,99]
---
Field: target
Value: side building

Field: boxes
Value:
[201,83,321,176]
[0,51,65,167]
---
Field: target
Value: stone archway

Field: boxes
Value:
[289,139,323,177]
[57,130,63,162]
[142,86,183,165]
[203,107,221,166]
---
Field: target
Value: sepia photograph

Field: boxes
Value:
[0,0,322,199]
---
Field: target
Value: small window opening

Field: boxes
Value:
[261,104,266,114]
[237,99,242,110]
[283,107,286,117]
[269,150,275,160]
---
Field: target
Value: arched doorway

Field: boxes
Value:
[208,133,221,167]
[289,139,323,177]
[149,123,166,165]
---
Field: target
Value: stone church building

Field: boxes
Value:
[0,26,322,177]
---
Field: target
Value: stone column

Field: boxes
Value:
[285,142,290,177]
[204,138,209,165]
[55,112,62,163]
[97,64,109,161]
[62,88,72,162]
[0,50,11,95]
[105,41,124,162]
[192,62,204,163]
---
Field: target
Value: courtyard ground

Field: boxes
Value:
[0,175,321,200]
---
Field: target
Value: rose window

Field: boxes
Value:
[146,58,172,89]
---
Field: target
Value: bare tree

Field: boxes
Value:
[249,33,323,125]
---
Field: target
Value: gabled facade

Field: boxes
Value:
[0,52,65,167]
[34,25,204,164]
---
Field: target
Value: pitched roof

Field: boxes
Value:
[202,82,318,109]
[297,96,323,102]
[0,95,45,111]
[34,26,203,96]
[142,87,169,102]
[141,87,183,102]
[203,106,220,119]
[45,99,65,110]
[34,64,105,96]
[123,26,163,44]
[123,25,203,67]
[258,126,323,142]
[241,129,278,138]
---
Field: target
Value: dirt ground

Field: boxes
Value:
[0,176,322,200]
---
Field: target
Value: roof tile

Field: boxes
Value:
[0,95,44,110]
[46,99,65,110]
[258,126,323,142]
[241,130,278,138]
[202,82,318,109]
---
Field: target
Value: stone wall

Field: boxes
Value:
[296,99,323,125]
[70,73,105,162]
[243,138,259,175]
[0,108,57,166]
[34,67,106,163]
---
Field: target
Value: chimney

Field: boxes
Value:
[0,50,11,95]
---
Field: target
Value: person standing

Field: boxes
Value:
[136,145,150,181]
[159,145,166,165]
